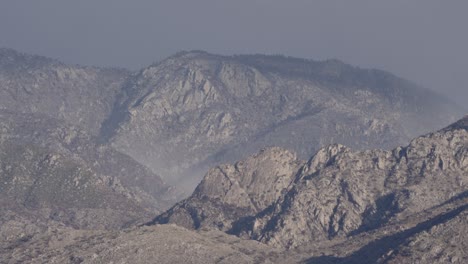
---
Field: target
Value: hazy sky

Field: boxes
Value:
[1,0,467,107]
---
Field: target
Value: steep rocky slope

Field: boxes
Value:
[101,51,463,189]
[153,116,467,252]
[0,48,129,135]
[0,111,173,229]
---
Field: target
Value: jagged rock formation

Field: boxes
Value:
[0,110,173,229]
[153,116,468,256]
[100,51,463,190]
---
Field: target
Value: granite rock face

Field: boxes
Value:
[253,124,467,248]
[152,147,303,230]
[154,116,468,252]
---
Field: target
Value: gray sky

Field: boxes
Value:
[1,0,467,107]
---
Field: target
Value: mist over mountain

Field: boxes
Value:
[97,50,462,192]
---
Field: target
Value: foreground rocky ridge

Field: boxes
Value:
[2,116,466,264]
[3,190,466,263]
[0,224,283,264]
[153,116,467,258]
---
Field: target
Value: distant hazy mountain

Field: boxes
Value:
[0,47,463,195]
[0,46,460,194]
[153,116,467,262]
[98,51,463,191]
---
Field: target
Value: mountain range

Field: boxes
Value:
[0,48,462,193]
[0,47,466,263]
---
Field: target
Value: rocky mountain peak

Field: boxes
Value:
[0,47,60,70]
[169,50,215,60]
[304,144,349,172]
[193,147,302,211]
